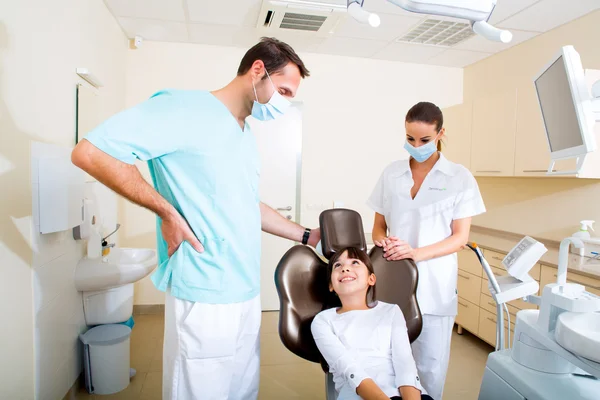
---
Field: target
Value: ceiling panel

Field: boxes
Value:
[425,49,491,68]
[488,0,539,24]
[498,0,600,32]
[316,37,389,58]
[189,24,260,48]
[105,0,186,21]
[361,0,424,18]
[334,12,422,41]
[187,0,262,27]
[372,42,446,63]
[454,29,539,53]
[118,18,189,42]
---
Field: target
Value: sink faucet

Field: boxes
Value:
[102,224,121,256]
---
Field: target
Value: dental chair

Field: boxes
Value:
[275,209,423,399]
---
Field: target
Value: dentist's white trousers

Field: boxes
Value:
[163,290,261,400]
[411,315,455,400]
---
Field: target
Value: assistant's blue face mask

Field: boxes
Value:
[251,70,291,122]
[404,135,440,163]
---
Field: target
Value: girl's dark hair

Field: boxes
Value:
[406,101,444,152]
[327,247,376,303]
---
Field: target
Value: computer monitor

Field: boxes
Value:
[534,45,597,174]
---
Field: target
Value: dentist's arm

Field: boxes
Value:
[259,202,320,246]
[383,218,471,262]
[71,140,203,256]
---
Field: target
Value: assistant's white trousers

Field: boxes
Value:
[411,315,455,400]
[163,290,261,400]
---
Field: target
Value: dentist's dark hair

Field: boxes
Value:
[327,247,376,304]
[406,102,444,152]
[238,37,310,79]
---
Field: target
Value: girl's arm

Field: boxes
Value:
[311,315,385,399]
[390,306,424,398]
[383,217,471,262]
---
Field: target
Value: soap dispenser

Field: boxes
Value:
[87,217,102,259]
[572,220,594,257]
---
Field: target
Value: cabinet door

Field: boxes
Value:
[458,248,482,277]
[514,84,576,176]
[471,88,517,176]
[442,102,472,170]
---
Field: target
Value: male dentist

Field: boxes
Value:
[72,37,319,400]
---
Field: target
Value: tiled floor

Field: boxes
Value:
[70,312,492,400]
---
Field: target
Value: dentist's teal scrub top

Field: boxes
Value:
[84,90,262,304]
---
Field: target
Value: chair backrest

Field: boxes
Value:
[275,209,423,366]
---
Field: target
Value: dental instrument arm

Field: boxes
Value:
[557,237,584,285]
[259,202,320,247]
[71,140,204,256]
[382,217,472,262]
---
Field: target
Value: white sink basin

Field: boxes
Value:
[74,248,157,292]
[555,311,600,363]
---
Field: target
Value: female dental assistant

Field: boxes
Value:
[367,102,485,400]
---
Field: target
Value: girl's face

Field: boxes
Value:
[405,121,444,148]
[330,251,376,298]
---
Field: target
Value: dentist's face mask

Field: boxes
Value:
[404,133,440,163]
[251,70,291,121]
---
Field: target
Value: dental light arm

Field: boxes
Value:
[347,0,512,43]
[347,0,380,27]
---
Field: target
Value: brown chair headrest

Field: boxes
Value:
[319,208,367,260]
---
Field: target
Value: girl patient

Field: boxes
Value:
[311,247,433,400]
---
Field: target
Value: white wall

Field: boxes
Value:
[0,0,127,398]
[121,41,463,305]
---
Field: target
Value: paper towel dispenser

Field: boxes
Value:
[32,142,86,234]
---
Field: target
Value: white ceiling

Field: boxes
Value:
[104,0,600,68]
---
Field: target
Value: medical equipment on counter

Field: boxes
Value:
[475,236,600,400]
[534,45,600,176]
[347,0,511,42]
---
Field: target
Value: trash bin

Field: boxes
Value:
[80,324,132,395]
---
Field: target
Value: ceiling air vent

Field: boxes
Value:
[398,19,475,47]
[279,12,327,32]
[257,0,347,37]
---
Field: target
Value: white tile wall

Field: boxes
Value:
[32,146,118,399]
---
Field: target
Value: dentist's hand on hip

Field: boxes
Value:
[162,211,204,257]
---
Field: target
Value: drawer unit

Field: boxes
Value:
[458,270,482,305]
[458,248,482,277]
[540,266,600,297]
[457,298,480,335]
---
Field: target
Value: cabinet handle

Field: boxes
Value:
[487,317,497,323]
[491,256,503,261]
[458,272,471,280]
[523,169,557,173]
[552,274,600,290]
[488,301,496,307]
[476,170,502,173]
[458,300,468,307]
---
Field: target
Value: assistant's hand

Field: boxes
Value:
[383,237,420,262]
[307,227,321,248]
[161,212,204,257]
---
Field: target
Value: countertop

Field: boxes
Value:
[470,226,600,280]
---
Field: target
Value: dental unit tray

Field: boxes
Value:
[465,238,545,351]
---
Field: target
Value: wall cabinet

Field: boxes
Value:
[442,101,473,170]
[470,89,518,177]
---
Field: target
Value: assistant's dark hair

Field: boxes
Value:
[237,37,310,79]
[327,247,376,303]
[406,102,444,151]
